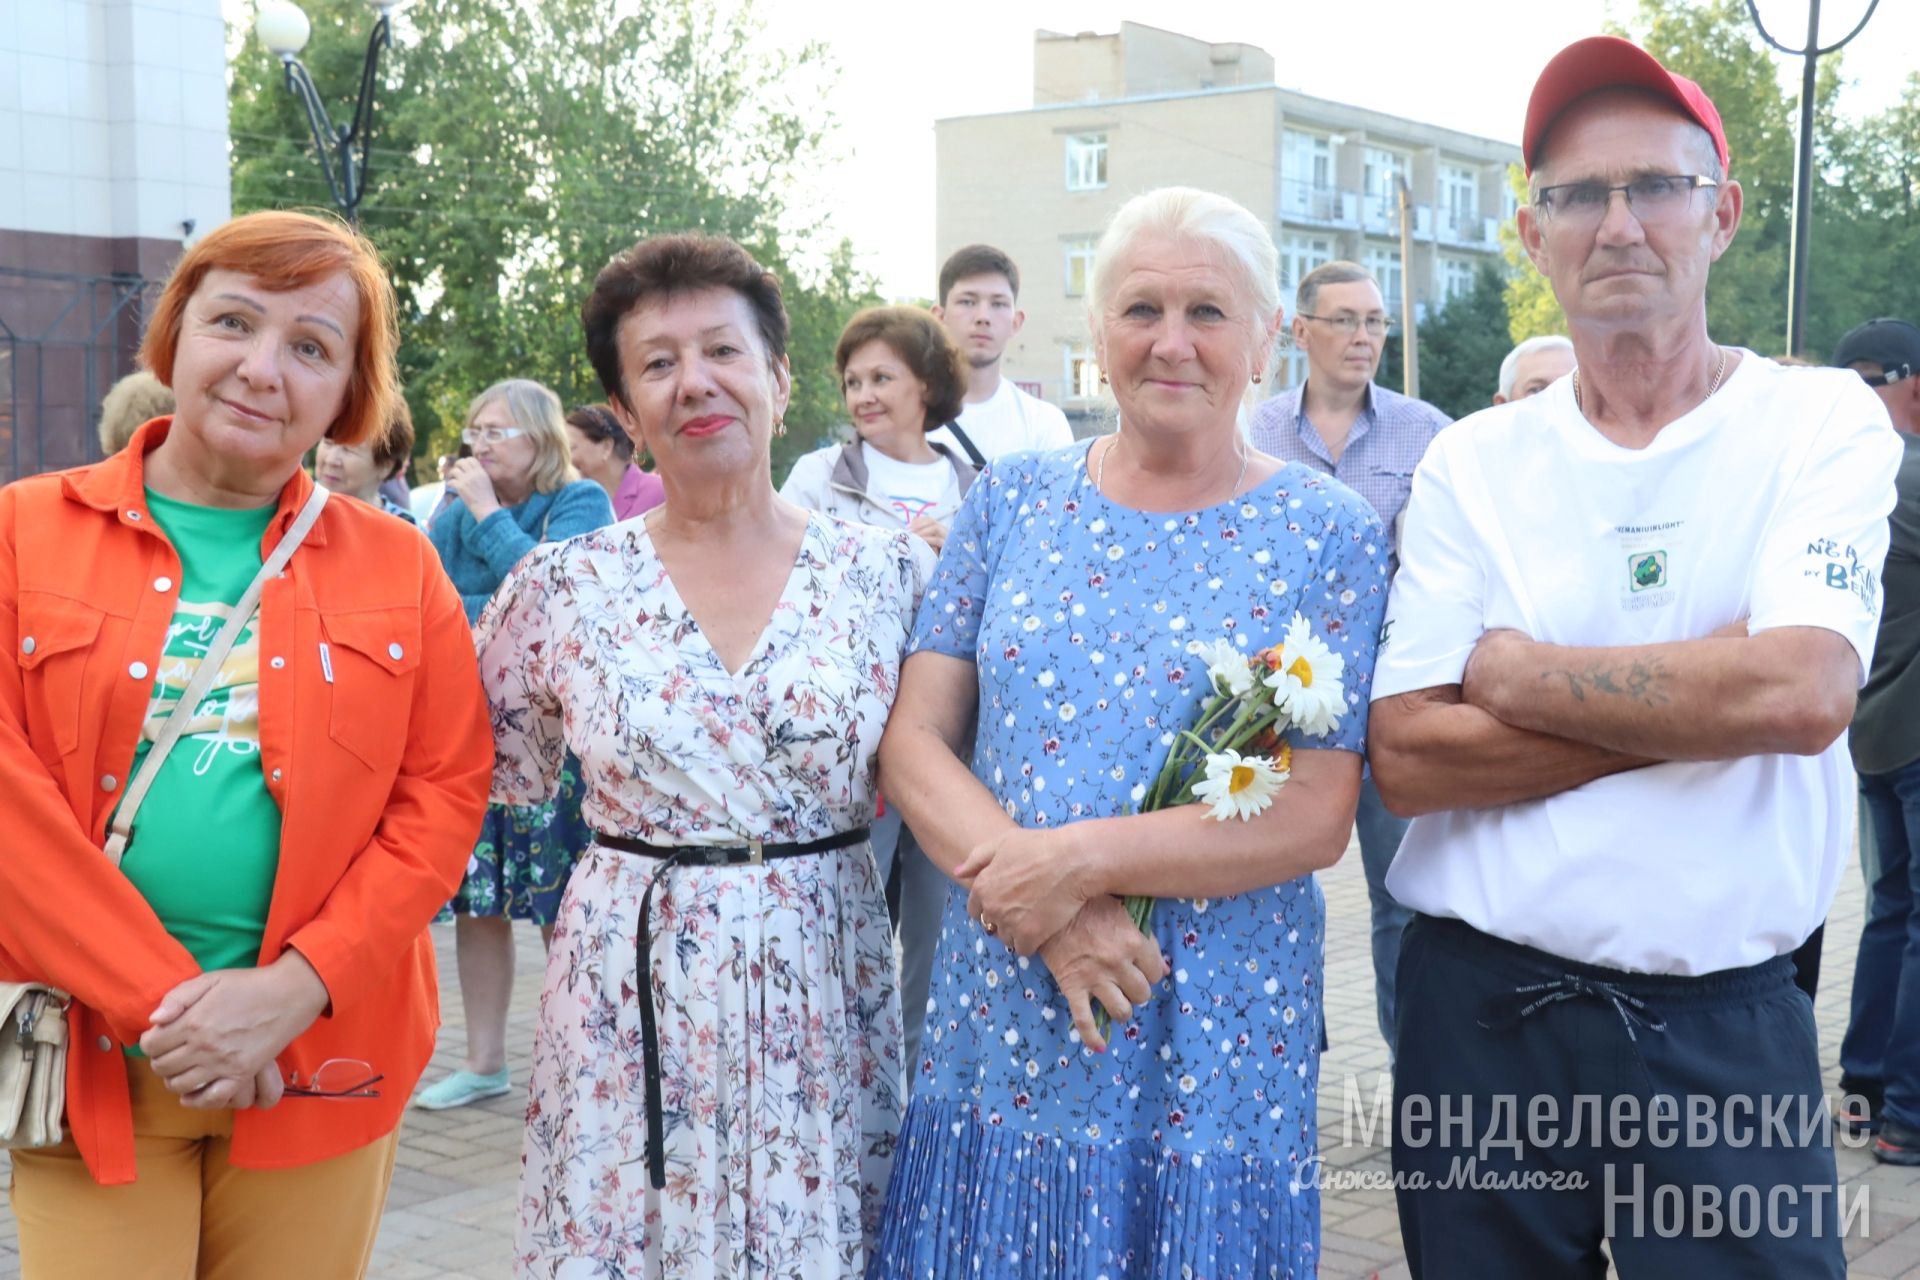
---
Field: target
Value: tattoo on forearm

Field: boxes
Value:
[1545,658,1672,707]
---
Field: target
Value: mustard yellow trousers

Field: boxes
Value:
[8,1063,399,1279]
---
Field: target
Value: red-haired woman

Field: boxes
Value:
[0,209,494,1276]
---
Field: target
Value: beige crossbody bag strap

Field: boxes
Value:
[101,484,330,866]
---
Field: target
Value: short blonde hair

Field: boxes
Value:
[466,379,576,495]
[98,369,175,454]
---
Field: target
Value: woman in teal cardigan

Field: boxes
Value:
[419,378,612,1111]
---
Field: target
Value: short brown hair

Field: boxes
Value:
[373,398,415,482]
[834,306,968,430]
[583,234,789,410]
[1296,260,1377,317]
[938,244,1020,306]
[566,403,633,462]
[97,369,175,455]
[139,209,399,449]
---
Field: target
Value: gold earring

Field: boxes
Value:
[1098,372,1109,385]
[1252,373,1263,384]
[774,417,787,437]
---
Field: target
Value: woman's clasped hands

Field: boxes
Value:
[137,951,333,1110]
[956,827,1169,1052]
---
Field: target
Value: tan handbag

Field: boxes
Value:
[0,485,329,1149]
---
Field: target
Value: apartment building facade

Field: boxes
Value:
[0,0,230,482]
[935,22,1522,425]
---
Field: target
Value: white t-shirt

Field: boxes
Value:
[927,378,1074,464]
[1372,354,1902,975]
[860,442,962,525]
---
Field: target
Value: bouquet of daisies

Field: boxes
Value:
[1121,613,1347,934]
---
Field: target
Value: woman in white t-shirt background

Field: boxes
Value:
[779,304,978,1082]
[780,305,976,560]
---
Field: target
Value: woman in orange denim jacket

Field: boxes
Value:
[0,210,494,1277]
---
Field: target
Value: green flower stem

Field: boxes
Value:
[1093,639,1325,1039]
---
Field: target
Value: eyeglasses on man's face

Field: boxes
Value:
[1299,312,1393,338]
[461,425,526,446]
[283,1058,383,1099]
[1532,173,1719,229]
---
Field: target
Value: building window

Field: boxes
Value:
[1363,147,1408,226]
[1440,256,1478,302]
[1280,234,1335,296]
[1282,130,1336,217]
[1066,134,1108,191]
[1441,164,1478,224]
[1066,347,1102,399]
[1364,245,1404,315]
[1064,237,1097,297]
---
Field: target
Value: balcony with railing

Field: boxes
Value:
[1435,208,1501,246]
[1278,177,1357,227]
[1277,179,1505,255]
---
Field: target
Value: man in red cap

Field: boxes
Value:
[1368,35,1901,1276]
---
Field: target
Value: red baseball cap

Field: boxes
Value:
[1523,35,1729,177]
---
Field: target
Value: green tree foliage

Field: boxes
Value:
[227,0,877,477]
[1411,266,1517,420]
[1500,163,1566,343]
[1816,71,1920,349]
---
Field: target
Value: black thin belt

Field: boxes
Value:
[592,826,871,1189]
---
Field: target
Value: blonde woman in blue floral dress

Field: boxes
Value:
[478,235,922,1277]
[869,188,1389,1278]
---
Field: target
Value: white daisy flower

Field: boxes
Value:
[1263,613,1347,737]
[1191,748,1289,822]
[1186,637,1254,697]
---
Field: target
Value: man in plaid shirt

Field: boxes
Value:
[1249,259,1450,1059]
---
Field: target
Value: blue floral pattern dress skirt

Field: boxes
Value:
[870,441,1388,1279]
[443,758,593,925]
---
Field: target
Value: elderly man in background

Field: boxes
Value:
[1249,258,1449,1060]
[1370,37,1900,1276]
[1494,334,1577,404]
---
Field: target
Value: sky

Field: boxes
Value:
[757,0,1917,298]
[222,0,1916,299]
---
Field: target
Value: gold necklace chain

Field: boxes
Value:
[1574,345,1729,413]
[1095,432,1249,504]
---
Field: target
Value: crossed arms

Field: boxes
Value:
[1367,623,1860,817]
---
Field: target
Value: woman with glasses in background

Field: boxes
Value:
[0,210,493,1277]
[415,379,613,1111]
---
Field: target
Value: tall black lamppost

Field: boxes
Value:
[254,0,399,226]
[1745,0,1881,356]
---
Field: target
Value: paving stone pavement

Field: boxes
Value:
[4,834,1918,1278]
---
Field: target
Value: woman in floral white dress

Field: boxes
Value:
[476,234,923,1277]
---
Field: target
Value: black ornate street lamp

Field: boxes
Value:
[1745,0,1881,356]
[254,0,399,225]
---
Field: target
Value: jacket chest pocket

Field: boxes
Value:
[321,608,421,773]
[16,594,108,760]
